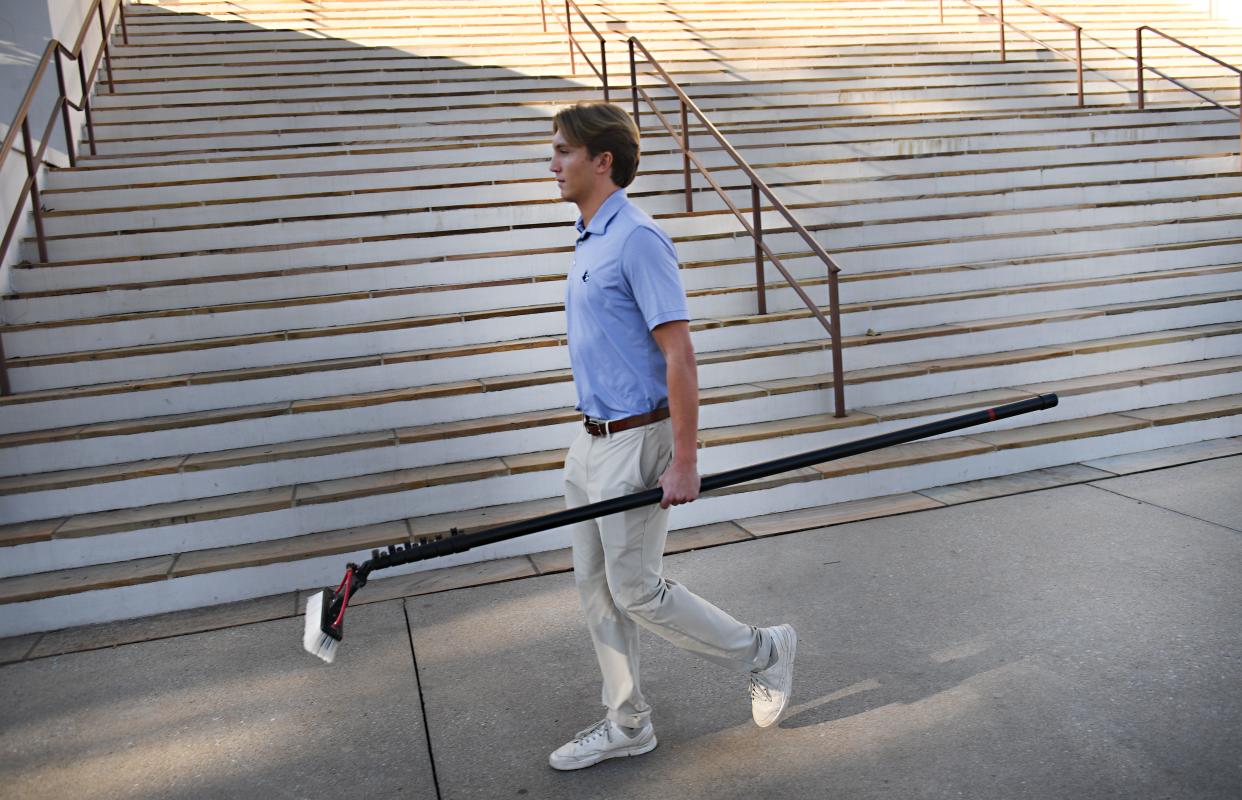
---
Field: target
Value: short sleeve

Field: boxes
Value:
[620,225,690,330]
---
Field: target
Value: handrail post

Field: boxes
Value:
[565,1,575,74]
[1075,27,1084,107]
[629,38,640,131]
[600,38,609,101]
[98,1,114,93]
[54,51,76,168]
[938,0,944,24]
[540,0,547,32]
[999,0,1007,62]
[20,119,49,264]
[0,331,10,396]
[78,57,97,155]
[119,0,129,45]
[827,271,845,418]
[681,100,692,212]
[1136,28,1145,109]
[752,183,766,315]
[1237,74,1241,164]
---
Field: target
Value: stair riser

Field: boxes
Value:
[113,30,1240,57]
[820,302,1242,378]
[91,74,1177,125]
[55,107,1231,180]
[4,299,1239,434]
[5,367,1237,529]
[11,221,1242,330]
[6,332,1238,478]
[87,85,1214,146]
[836,216,1242,273]
[15,270,1239,389]
[29,187,1242,265]
[8,269,1238,377]
[105,58,1185,98]
[40,135,1241,220]
[66,125,1233,200]
[40,168,1242,243]
[4,413,1238,637]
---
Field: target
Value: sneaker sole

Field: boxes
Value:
[548,734,658,771]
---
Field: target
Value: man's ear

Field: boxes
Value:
[594,150,614,176]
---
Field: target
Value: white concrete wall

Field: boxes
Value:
[0,0,105,288]
[1209,0,1242,24]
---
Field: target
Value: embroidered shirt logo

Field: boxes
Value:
[581,270,590,283]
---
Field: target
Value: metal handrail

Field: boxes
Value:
[541,0,610,101]
[0,0,127,396]
[941,0,1085,106]
[627,37,846,418]
[1137,26,1241,159]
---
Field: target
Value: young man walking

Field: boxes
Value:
[547,102,797,772]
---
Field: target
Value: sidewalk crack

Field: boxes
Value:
[1086,482,1242,534]
[403,599,443,800]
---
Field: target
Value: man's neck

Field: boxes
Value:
[577,185,620,228]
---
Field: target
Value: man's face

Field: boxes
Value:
[550,130,607,205]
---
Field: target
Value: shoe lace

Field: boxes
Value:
[748,674,772,702]
[573,719,612,745]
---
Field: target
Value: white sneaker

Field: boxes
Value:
[749,624,797,728]
[548,719,657,771]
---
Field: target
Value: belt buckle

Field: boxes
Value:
[584,416,611,437]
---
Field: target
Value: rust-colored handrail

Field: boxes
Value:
[0,0,127,396]
[941,0,1084,107]
[541,0,610,101]
[1137,26,1241,160]
[628,37,846,418]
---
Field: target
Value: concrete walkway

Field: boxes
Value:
[2,456,1239,799]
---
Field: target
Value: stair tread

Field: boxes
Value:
[10,394,1239,605]
[6,285,1238,403]
[4,358,1240,539]
[2,322,1238,458]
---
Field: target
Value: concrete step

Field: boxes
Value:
[5,251,1239,367]
[2,311,1237,468]
[36,118,1241,224]
[0,389,1237,637]
[9,247,1242,392]
[35,165,1242,246]
[88,58,1237,116]
[44,107,1232,196]
[59,104,1230,168]
[2,351,1238,526]
[24,173,1242,265]
[1,286,1237,434]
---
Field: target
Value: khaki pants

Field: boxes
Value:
[564,418,770,728]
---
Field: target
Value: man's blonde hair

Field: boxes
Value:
[553,103,641,188]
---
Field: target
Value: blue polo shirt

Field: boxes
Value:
[565,189,690,421]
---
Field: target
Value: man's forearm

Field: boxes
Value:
[665,347,699,466]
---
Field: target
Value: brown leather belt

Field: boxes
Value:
[583,406,670,437]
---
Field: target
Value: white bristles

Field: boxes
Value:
[302,590,340,664]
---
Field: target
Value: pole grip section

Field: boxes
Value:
[363,394,1058,574]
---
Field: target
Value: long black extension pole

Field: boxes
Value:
[306,394,1058,656]
[361,393,1057,578]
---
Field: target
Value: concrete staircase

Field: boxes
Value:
[1,0,1239,637]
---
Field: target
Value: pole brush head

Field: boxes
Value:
[302,589,342,664]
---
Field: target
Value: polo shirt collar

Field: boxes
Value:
[575,188,628,237]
